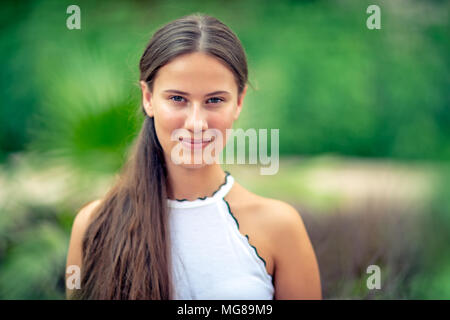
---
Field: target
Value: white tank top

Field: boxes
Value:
[167,171,275,300]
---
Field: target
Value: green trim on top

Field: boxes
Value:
[173,171,231,202]
[222,198,273,279]
[244,234,267,267]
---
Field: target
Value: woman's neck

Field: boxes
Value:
[165,163,227,201]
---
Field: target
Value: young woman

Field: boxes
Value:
[66,13,321,300]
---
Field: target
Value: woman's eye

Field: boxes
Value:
[169,96,224,105]
[169,96,186,103]
[207,97,224,104]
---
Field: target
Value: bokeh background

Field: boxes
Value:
[0,0,449,299]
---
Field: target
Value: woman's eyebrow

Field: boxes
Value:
[163,89,230,97]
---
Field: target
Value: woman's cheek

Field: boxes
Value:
[153,112,179,152]
[208,113,233,148]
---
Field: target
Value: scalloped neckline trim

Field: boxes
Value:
[167,171,234,208]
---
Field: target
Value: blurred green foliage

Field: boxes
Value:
[0,0,448,299]
[409,164,450,299]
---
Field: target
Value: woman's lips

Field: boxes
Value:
[179,136,215,149]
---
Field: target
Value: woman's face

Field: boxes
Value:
[140,52,247,168]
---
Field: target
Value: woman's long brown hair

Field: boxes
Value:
[71,13,249,299]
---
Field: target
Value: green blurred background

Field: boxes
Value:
[0,0,449,299]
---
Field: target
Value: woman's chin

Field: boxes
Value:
[177,162,211,169]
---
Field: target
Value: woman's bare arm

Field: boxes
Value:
[65,199,101,299]
[270,201,322,300]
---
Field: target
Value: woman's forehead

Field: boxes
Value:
[153,52,237,95]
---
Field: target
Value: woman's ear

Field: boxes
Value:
[234,84,248,121]
[140,80,154,117]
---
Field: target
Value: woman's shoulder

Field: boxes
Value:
[226,181,310,277]
[69,199,104,247]
[66,199,103,298]
[228,182,304,237]
[75,199,103,226]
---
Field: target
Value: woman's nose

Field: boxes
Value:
[184,103,208,133]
